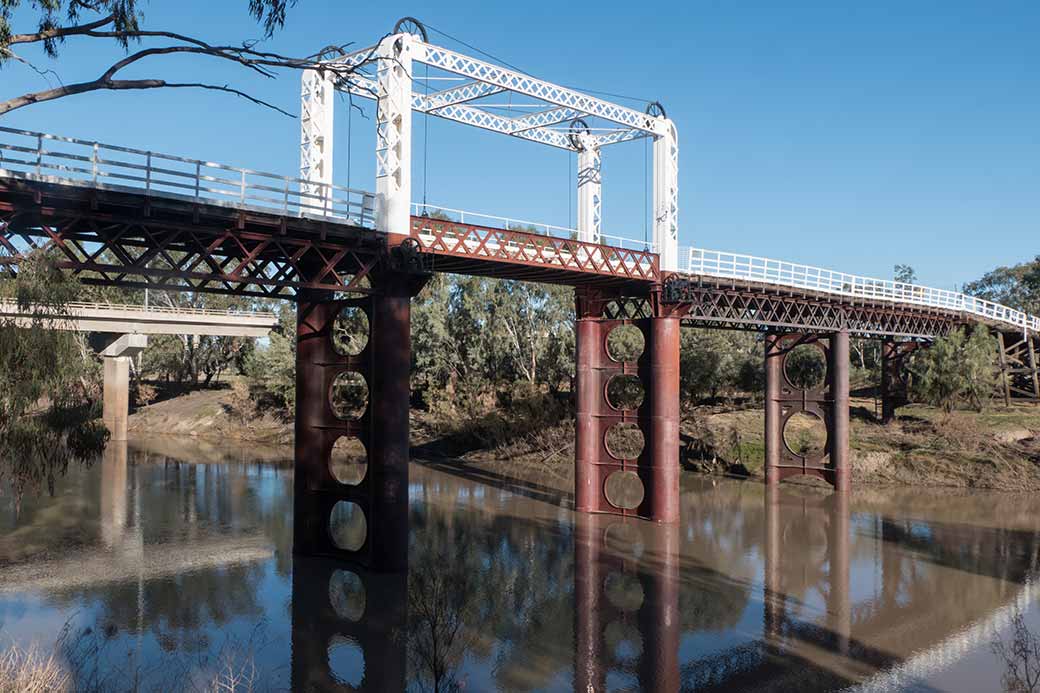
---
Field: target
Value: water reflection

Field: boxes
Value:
[2,439,1040,691]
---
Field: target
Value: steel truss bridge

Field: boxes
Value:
[1,18,1038,567]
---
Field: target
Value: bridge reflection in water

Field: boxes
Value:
[2,439,1040,691]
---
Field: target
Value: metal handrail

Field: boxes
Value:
[0,126,376,226]
[681,247,1040,333]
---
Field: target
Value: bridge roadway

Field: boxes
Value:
[3,129,1040,568]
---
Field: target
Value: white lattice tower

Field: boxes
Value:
[576,135,601,244]
[300,69,335,210]
[375,34,415,236]
[653,119,679,270]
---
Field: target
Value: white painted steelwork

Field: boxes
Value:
[314,24,679,266]
[0,126,376,224]
[299,68,335,207]
[683,247,1040,333]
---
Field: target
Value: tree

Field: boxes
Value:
[964,257,1040,316]
[894,264,917,285]
[911,325,998,413]
[0,253,107,498]
[0,1,370,116]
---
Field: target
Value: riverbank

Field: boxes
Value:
[125,383,1040,491]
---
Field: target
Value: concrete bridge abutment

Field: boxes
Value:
[764,330,850,492]
[101,334,148,442]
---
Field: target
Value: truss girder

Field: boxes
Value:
[663,276,960,339]
[421,81,505,110]
[0,187,388,300]
[410,215,657,282]
[414,42,665,136]
[510,107,582,133]
[326,40,653,151]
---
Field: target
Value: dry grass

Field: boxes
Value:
[0,643,70,693]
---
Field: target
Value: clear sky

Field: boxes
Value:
[2,1,1037,290]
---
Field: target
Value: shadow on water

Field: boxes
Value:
[2,436,1040,691]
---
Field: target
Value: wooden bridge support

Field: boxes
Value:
[997,331,1040,405]
[575,295,680,522]
[574,514,680,692]
[764,331,850,491]
[881,339,919,424]
[290,555,407,691]
[293,271,421,569]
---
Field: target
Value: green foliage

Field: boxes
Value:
[244,308,296,413]
[0,0,291,57]
[679,330,761,402]
[911,326,999,413]
[894,264,917,285]
[0,254,107,497]
[964,256,1040,316]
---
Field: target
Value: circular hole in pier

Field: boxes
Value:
[605,423,645,460]
[604,470,645,510]
[783,412,828,457]
[606,324,645,363]
[332,305,369,356]
[606,375,644,411]
[330,371,368,420]
[604,572,645,612]
[784,343,827,390]
[329,501,367,552]
[330,436,368,486]
[327,635,365,687]
[328,569,366,622]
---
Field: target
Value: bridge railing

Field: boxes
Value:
[0,297,278,320]
[682,247,1040,333]
[0,127,376,226]
[411,203,652,253]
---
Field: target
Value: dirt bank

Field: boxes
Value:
[125,387,1040,491]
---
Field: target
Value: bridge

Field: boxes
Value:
[0,297,278,440]
[2,18,1039,569]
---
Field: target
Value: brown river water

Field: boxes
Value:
[1,436,1038,692]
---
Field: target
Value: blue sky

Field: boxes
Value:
[2,1,1037,290]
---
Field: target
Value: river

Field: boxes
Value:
[1,436,1038,691]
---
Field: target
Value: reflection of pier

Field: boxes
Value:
[574,513,680,692]
[684,484,1040,691]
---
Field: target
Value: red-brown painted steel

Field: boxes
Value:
[881,339,920,423]
[764,331,851,491]
[293,270,421,570]
[411,215,658,287]
[574,288,680,522]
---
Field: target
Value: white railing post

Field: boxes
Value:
[92,143,99,183]
[194,161,201,201]
[283,177,290,214]
[36,134,42,175]
[145,152,152,193]
[240,169,246,203]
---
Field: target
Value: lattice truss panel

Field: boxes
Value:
[0,206,383,299]
[327,37,669,152]
[663,277,960,339]
[410,215,658,282]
